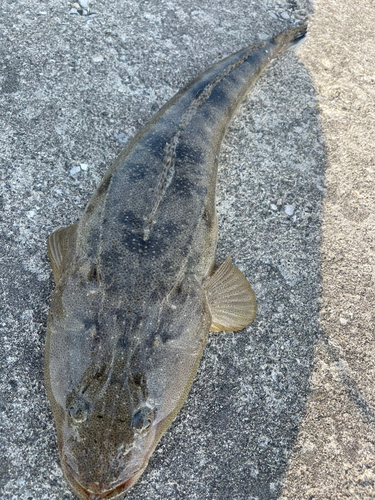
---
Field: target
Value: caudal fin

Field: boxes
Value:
[273,24,308,52]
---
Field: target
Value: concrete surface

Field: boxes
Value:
[0,0,373,499]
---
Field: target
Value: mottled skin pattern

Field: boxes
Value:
[45,26,306,500]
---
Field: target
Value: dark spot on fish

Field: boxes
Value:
[162,259,173,272]
[145,131,175,159]
[120,235,145,254]
[172,173,207,201]
[117,334,131,350]
[101,247,124,267]
[132,372,144,387]
[113,304,129,323]
[82,317,98,332]
[244,50,263,75]
[119,210,141,229]
[119,132,172,183]
[160,220,179,237]
[88,263,100,282]
[202,85,230,116]
[202,205,215,230]
[118,218,174,261]
[126,161,148,182]
[175,141,204,167]
[157,322,178,344]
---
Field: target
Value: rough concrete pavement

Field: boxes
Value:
[0,0,373,499]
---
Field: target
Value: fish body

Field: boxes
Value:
[45,26,307,500]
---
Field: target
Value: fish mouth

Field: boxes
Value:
[63,460,146,500]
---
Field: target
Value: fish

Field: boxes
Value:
[44,25,307,500]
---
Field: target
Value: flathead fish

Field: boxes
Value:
[45,25,307,500]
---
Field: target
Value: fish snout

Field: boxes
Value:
[85,475,138,499]
[63,454,144,500]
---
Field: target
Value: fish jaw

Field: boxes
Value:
[55,412,159,500]
[59,418,167,500]
[61,459,147,500]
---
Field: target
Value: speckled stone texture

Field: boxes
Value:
[0,0,373,499]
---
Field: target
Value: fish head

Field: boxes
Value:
[45,264,211,499]
[59,380,159,499]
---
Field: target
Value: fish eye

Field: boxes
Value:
[131,407,153,435]
[69,398,88,424]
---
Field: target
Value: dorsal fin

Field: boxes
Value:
[142,42,265,241]
[143,134,180,241]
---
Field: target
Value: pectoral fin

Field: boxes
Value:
[203,255,256,332]
[47,223,78,285]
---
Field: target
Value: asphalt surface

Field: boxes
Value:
[0,0,373,499]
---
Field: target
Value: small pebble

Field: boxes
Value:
[78,0,89,8]
[270,204,277,211]
[21,310,33,320]
[114,132,129,144]
[80,163,88,171]
[69,166,81,176]
[92,54,104,63]
[258,33,271,41]
[281,11,290,19]
[284,205,295,216]
[339,317,348,325]
[69,8,79,15]
[26,211,35,218]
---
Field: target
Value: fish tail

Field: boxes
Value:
[273,24,308,52]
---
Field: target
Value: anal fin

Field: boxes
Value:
[47,224,78,285]
[203,255,256,332]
